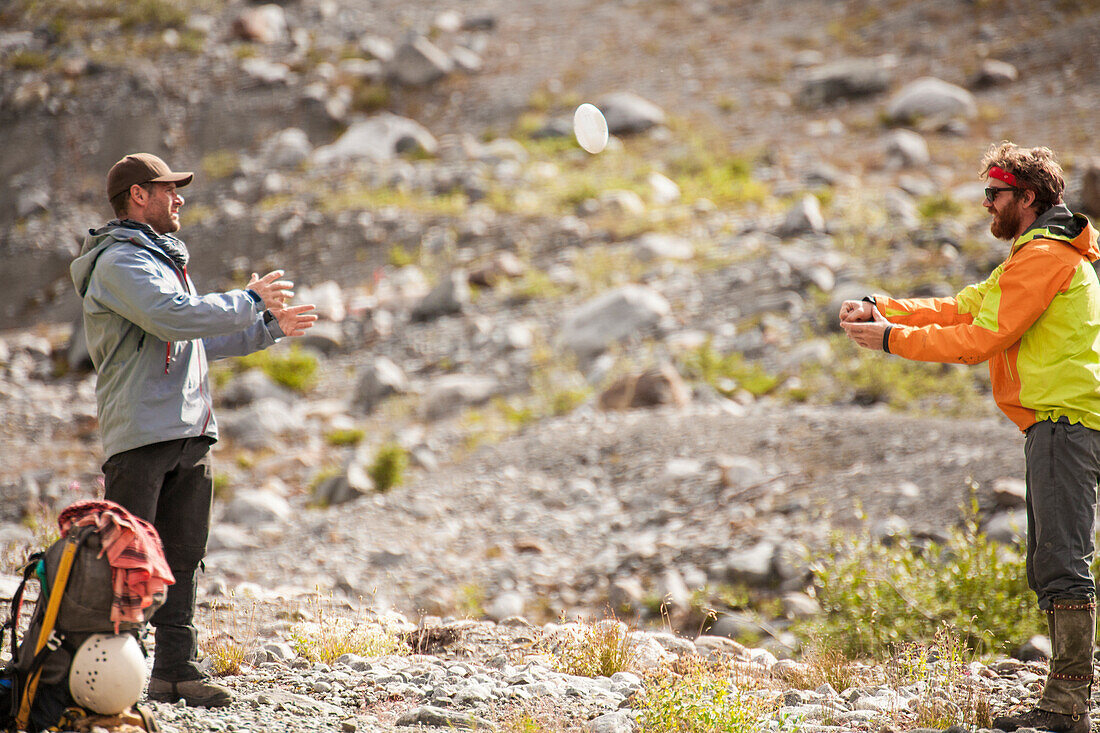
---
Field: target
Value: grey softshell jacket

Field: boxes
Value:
[71,222,281,458]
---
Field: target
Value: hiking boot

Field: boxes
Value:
[147,676,233,708]
[991,707,1091,733]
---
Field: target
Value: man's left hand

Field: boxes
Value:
[841,306,891,351]
[270,304,318,337]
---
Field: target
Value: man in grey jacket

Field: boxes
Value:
[71,153,317,707]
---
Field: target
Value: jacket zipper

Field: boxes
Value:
[166,262,214,434]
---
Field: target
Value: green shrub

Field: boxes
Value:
[918,193,964,222]
[8,50,49,70]
[886,626,994,729]
[368,442,407,492]
[637,657,771,733]
[235,344,318,393]
[325,428,365,447]
[119,0,188,30]
[677,339,781,396]
[201,150,239,180]
[793,503,1043,659]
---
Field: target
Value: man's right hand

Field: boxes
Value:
[270,304,318,337]
[248,270,294,309]
[839,300,873,324]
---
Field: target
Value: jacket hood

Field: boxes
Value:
[1021,204,1100,260]
[71,222,168,297]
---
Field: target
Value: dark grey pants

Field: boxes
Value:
[1024,418,1100,609]
[102,436,214,681]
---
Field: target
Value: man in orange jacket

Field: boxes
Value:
[842,141,1100,733]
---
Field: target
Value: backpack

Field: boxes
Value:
[1,523,163,732]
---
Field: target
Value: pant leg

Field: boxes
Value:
[103,436,214,681]
[1024,419,1100,609]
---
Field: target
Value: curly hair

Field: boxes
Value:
[979,141,1065,212]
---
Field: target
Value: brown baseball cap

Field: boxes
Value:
[106,153,193,201]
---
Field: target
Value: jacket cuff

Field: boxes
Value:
[882,325,893,354]
[862,296,876,307]
[262,310,285,339]
[246,289,263,308]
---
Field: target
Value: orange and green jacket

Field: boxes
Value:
[874,205,1100,432]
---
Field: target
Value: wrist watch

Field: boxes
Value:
[263,310,275,325]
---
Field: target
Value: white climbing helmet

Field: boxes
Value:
[68,633,147,715]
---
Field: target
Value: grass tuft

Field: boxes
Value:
[551,617,636,678]
[637,656,773,733]
[367,442,408,492]
[290,601,409,663]
[234,344,319,393]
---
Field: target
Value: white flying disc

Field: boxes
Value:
[574,103,609,154]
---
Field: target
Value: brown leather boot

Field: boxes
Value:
[991,707,1090,733]
[147,676,233,708]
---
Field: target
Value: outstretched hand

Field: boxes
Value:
[841,305,891,351]
[248,270,294,309]
[271,304,318,337]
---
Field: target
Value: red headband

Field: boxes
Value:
[988,166,1018,187]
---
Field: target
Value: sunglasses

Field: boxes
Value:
[984,185,1018,203]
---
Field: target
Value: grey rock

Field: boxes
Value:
[798,57,893,106]
[412,270,470,321]
[1016,634,1051,662]
[222,489,291,525]
[220,370,294,408]
[725,541,776,587]
[970,59,1019,88]
[984,509,1026,546]
[264,642,297,661]
[777,194,826,237]
[240,58,292,85]
[395,705,492,729]
[262,127,313,169]
[885,188,920,230]
[597,92,666,134]
[296,321,344,355]
[559,285,670,360]
[716,454,765,488]
[992,477,1026,508]
[585,711,635,733]
[15,187,49,219]
[359,35,395,62]
[486,592,526,621]
[692,635,749,658]
[886,77,977,124]
[451,46,483,73]
[885,129,930,168]
[312,113,438,166]
[632,232,694,262]
[706,612,762,642]
[423,374,499,419]
[388,36,454,86]
[218,398,303,448]
[354,356,409,412]
[207,524,261,552]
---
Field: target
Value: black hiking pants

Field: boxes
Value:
[102,435,214,682]
[1024,418,1100,609]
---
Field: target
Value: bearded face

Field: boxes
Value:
[989,194,1024,241]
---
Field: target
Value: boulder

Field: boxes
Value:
[886,77,977,124]
[412,270,470,321]
[798,57,893,106]
[597,92,666,134]
[311,113,438,166]
[219,369,295,408]
[776,194,826,237]
[585,712,634,733]
[991,477,1026,509]
[222,489,291,525]
[885,129,930,168]
[970,59,1018,89]
[354,356,409,412]
[559,285,670,360]
[261,128,313,169]
[598,364,690,410]
[632,232,694,262]
[387,36,454,86]
[422,374,499,419]
[231,4,287,43]
[725,541,777,587]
